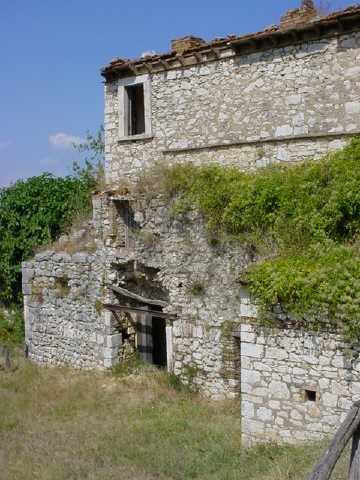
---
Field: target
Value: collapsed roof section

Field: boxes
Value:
[101,5,360,81]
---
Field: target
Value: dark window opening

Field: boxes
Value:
[305,389,317,402]
[152,317,167,368]
[126,84,145,136]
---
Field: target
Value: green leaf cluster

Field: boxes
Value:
[0,173,93,306]
[159,138,360,340]
[0,308,24,345]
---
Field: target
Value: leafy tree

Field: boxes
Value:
[73,125,105,190]
[0,173,93,305]
[0,127,104,307]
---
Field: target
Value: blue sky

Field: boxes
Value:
[0,0,352,186]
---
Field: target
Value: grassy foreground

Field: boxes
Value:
[0,353,349,480]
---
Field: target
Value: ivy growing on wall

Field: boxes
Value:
[155,138,360,341]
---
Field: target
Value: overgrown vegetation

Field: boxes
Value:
[0,352,349,479]
[0,128,104,307]
[155,139,360,340]
[0,309,24,345]
[0,174,93,306]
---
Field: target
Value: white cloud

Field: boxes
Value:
[49,132,84,149]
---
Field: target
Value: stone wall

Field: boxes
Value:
[105,30,360,184]
[23,193,249,399]
[104,194,250,399]
[22,247,127,370]
[241,322,360,445]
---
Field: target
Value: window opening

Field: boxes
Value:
[305,389,317,402]
[126,84,145,136]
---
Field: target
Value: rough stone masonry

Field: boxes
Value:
[23,2,360,443]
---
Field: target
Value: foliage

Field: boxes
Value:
[111,352,156,377]
[0,173,93,306]
[0,308,24,345]
[155,138,360,340]
[187,279,206,296]
[0,127,104,307]
[73,125,105,191]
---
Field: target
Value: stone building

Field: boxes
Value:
[23,2,360,443]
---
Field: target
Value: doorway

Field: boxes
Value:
[151,317,167,368]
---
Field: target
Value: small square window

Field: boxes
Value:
[125,84,145,136]
[305,389,317,402]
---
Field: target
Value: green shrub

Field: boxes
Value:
[0,309,24,345]
[0,173,93,306]
[153,138,360,340]
[112,353,156,377]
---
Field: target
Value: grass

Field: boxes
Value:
[0,351,350,480]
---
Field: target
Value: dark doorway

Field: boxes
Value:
[152,317,167,368]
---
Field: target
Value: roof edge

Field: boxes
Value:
[101,5,360,81]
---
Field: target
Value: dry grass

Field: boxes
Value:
[0,352,350,480]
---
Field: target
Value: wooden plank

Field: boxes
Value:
[109,285,168,307]
[103,303,176,320]
[308,402,360,480]
[349,426,360,480]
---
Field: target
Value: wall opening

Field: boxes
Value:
[125,84,145,136]
[305,389,317,402]
[112,200,137,248]
[152,317,167,368]
[136,312,167,369]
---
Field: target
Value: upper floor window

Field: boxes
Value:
[118,75,152,141]
[126,84,145,136]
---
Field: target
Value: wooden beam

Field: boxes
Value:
[128,63,138,75]
[209,47,220,59]
[349,426,360,480]
[193,51,203,62]
[159,59,170,69]
[103,303,176,320]
[176,55,185,66]
[109,285,168,307]
[308,401,360,480]
[142,62,154,74]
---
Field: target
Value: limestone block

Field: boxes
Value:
[106,334,122,348]
[257,407,273,422]
[321,392,338,408]
[345,102,360,115]
[242,400,255,419]
[241,369,261,385]
[241,343,264,359]
[266,347,288,360]
[269,381,290,400]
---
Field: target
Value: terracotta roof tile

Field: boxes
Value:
[102,5,360,80]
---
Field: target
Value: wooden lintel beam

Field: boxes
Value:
[103,303,176,320]
[110,285,168,307]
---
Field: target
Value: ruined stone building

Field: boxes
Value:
[23,2,360,444]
